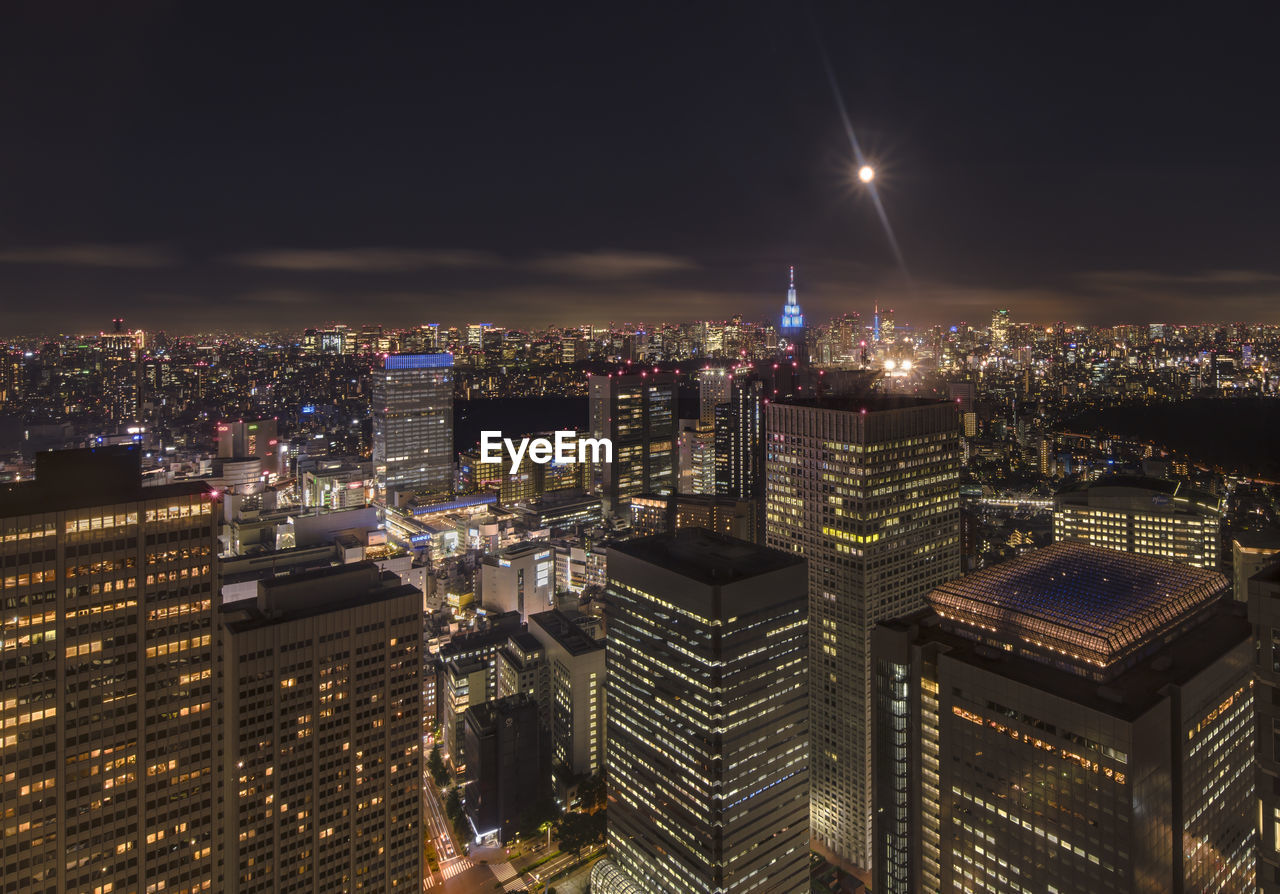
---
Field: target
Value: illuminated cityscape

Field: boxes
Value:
[3,4,1280,894]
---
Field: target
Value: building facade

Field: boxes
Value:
[463,694,544,845]
[588,372,677,512]
[479,542,554,621]
[765,396,961,869]
[528,610,605,795]
[604,530,809,893]
[372,352,454,499]
[1053,475,1222,570]
[0,446,219,893]
[874,542,1254,894]
[219,563,422,892]
[1249,559,1280,891]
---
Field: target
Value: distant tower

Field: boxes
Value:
[873,303,881,342]
[113,316,124,334]
[990,308,1010,351]
[779,266,808,365]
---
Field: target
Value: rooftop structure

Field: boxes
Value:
[928,540,1227,680]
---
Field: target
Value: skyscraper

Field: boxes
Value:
[219,562,422,892]
[990,307,1010,350]
[601,530,809,893]
[765,396,961,869]
[697,367,732,428]
[371,352,454,500]
[874,542,1254,893]
[1053,475,1222,570]
[779,266,807,365]
[589,372,677,512]
[0,446,219,893]
[713,370,764,504]
[1247,558,1280,891]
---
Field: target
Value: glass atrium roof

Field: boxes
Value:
[927,541,1226,673]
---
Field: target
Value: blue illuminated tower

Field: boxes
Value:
[779,266,808,365]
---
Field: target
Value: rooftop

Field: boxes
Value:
[774,395,948,413]
[529,608,603,656]
[610,528,803,586]
[894,598,1250,721]
[1056,474,1221,512]
[0,445,212,517]
[224,562,418,633]
[927,541,1227,678]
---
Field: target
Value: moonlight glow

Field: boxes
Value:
[858,165,876,183]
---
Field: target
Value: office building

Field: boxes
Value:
[874,542,1254,893]
[372,352,454,499]
[1249,559,1280,891]
[219,563,422,892]
[466,323,492,349]
[601,530,809,893]
[1053,475,1222,570]
[697,367,732,427]
[458,431,589,505]
[301,458,374,510]
[626,492,757,543]
[1233,530,1280,601]
[479,541,554,621]
[713,372,764,503]
[216,418,280,462]
[765,396,961,869]
[463,694,544,845]
[0,446,218,893]
[589,372,677,512]
[528,610,605,794]
[496,631,551,710]
[678,421,717,495]
[990,308,1010,350]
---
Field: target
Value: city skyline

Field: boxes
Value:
[3,5,1279,892]
[4,6,1280,331]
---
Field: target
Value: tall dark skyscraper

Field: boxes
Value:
[0,446,219,893]
[600,530,810,893]
[713,370,764,504]
[875,543,1254,893]
[371,352,454,500]
[589,372,678,512]
[765,396,961,870]
[1248,558,1280,891]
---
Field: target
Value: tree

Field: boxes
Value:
[428,744,449,787]
[445,786,463,822]
[517,791,561,840]
[555,809,605,857]
[576,771,606,812]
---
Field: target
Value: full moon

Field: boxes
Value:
[858,165,875,183]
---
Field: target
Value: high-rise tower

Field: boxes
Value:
[765,396,961,870]
[875,543,1254,893]
[371,352,454,500]
[0,446,220,892]
[589,372,678,513]
[601,530,810,893]
[779,266,808,365]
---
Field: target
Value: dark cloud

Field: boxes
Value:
[0,244,178,269]
[227,248,500,274]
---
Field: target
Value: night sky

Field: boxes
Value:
[3,2,1279,334]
